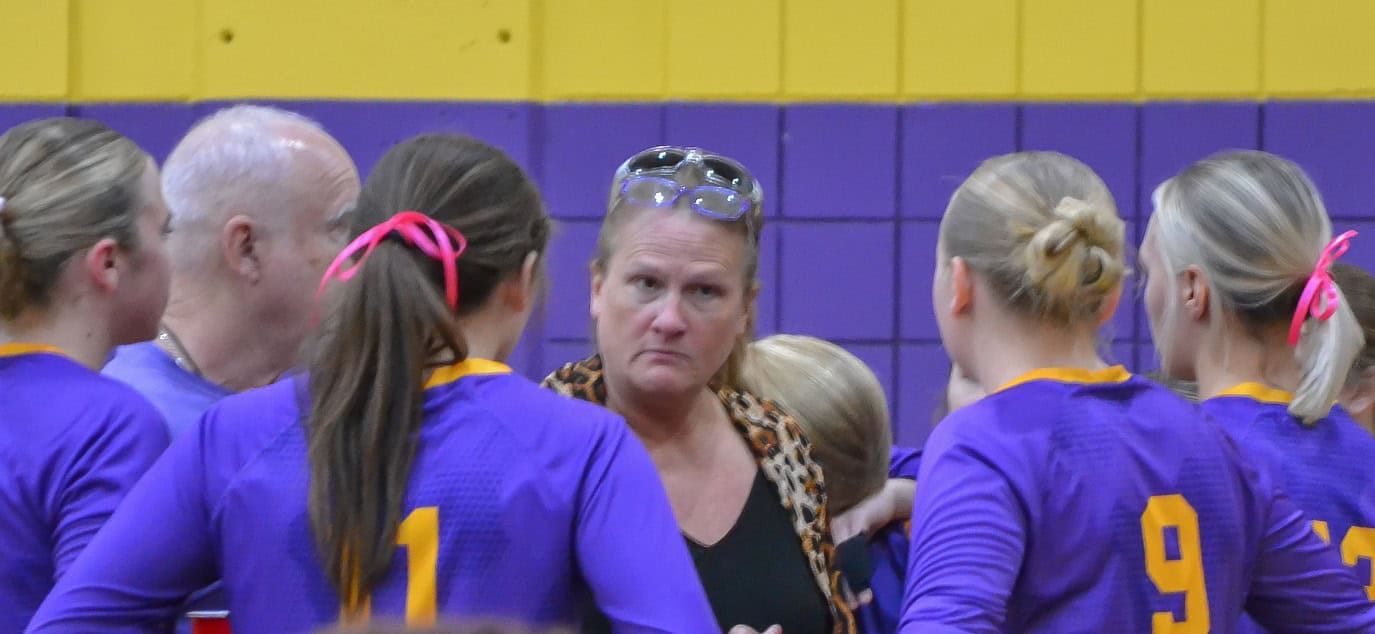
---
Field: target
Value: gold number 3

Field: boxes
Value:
[1141,494,1211,633]
[1312,520,1375,601]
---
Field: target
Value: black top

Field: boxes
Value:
[581,469,831,634]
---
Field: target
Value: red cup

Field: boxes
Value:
[187,610,232,634]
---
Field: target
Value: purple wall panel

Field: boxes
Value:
[1139,103,1259,217]
[69,104,195,163]
[781,105,898,219]
[544,220,600,340]
[539,104,664,218]
[194,101,536,180]
[899,220,940,340]
[779,221,896,339]
[0,104,65,133]
[1338,220,1375,273]
[665,104,781,218]
[1265,102,1375,218]
[898,343,950,446]
[901,104,1018,218]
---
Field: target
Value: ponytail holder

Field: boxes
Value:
[316,211,469,310]
[1288,230,1358,346]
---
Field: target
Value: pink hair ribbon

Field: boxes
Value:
[1288,230,1358,346]
[316,210,468,309]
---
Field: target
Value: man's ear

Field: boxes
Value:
[223,215,262,282]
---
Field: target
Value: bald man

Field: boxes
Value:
[100,104,358,630]
[105,104,360,438]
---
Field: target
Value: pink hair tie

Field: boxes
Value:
[1288,230,1358,346]
[316,211,469,311]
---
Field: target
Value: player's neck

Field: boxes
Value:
[1194,322,1299,401]
[452,305,518,364]
[0,304,116,371]
[970,316,1108,394]
[162,295,299,392]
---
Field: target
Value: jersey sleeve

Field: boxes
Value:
[49,398,170,580]
[889,445,922,480]
[900,415,1027,634]
[28,411,220,632]
[1245,471,1375,632]
[573,413,719,633]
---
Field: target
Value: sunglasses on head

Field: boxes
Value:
[611,146,764,224]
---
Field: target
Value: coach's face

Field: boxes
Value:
[591,208,752,400]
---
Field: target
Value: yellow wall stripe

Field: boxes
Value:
[0,2,69,100]
[1264,0,1375,97]
[2,0,1375,103]
[1142,0,1261,98]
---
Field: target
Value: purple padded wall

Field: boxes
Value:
[1265,102,1375,219]
[20,98,1375,445]
[539,104,664,218]
[782,105,898,219]
[901,104,1018,218]
[778,221,896,340]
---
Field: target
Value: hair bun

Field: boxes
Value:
[1053,196,1093,228]
[1023,196,1125,311]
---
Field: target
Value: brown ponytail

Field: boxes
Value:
[306,134,550,609]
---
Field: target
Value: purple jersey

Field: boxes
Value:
[0,344,169,631]
[29,359,717,633]
[901,367,1375,633]
[857,521,909,634]
[1203,384,1375,632]
[104,341,238,630]
[852,447,921,634]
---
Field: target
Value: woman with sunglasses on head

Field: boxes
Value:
[544,146,869,634]
[29,135,716,632]
[1142,151,1375,632]
[0,118,172,630]
[902,150,1374,632]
